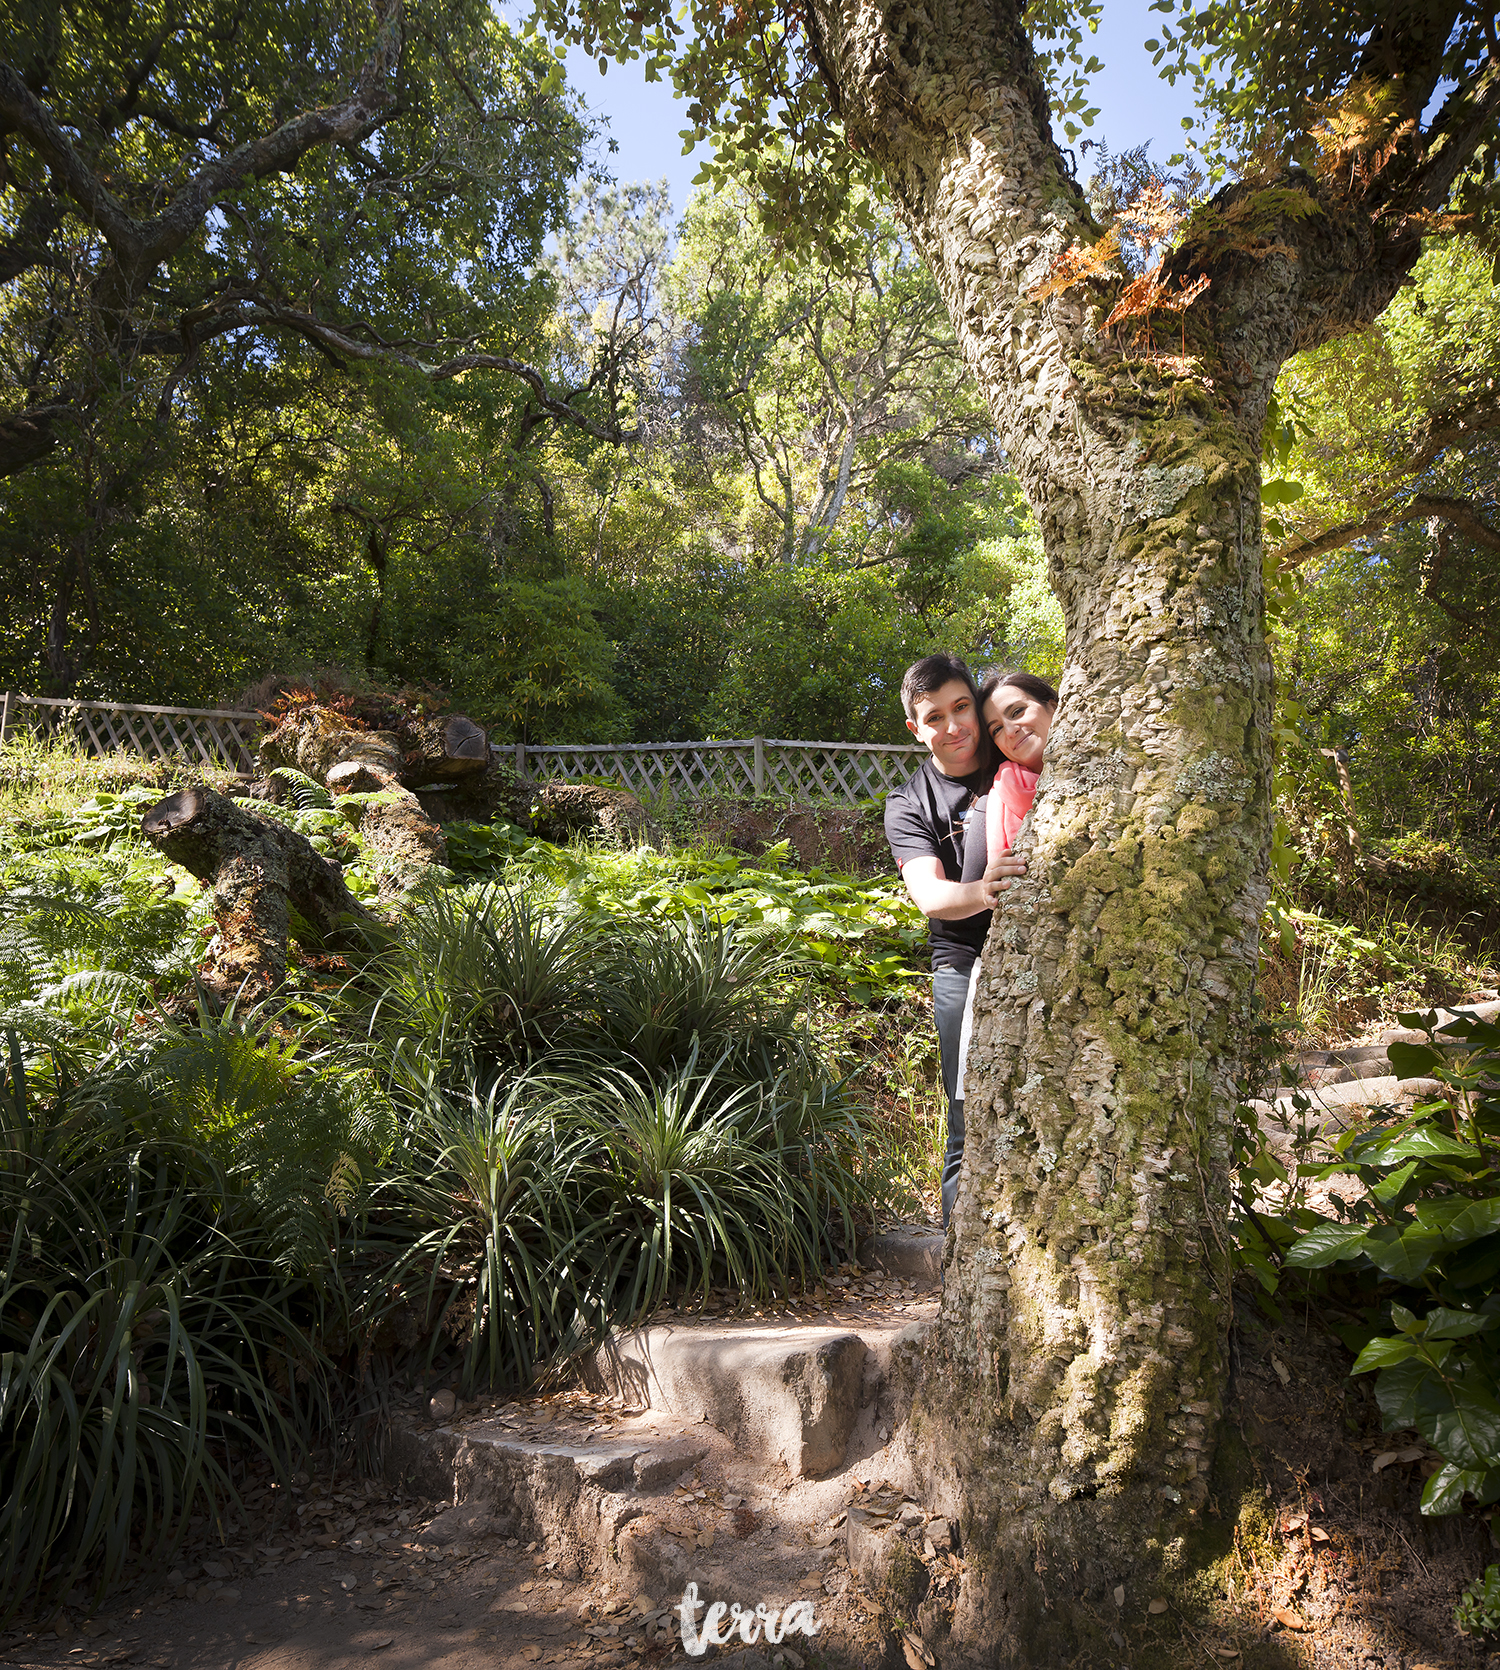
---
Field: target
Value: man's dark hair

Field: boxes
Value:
[978,668,1060,711]
[901,652,980,719]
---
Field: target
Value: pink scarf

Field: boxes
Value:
[987,760,1040,865]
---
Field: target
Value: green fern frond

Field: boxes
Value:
[267,767,334,811]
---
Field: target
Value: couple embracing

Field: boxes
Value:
[883,653,1058,1228]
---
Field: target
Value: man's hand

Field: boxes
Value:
[899,854,1027,919]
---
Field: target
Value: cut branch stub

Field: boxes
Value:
[142,783,376,1004]
[404,715,489,782]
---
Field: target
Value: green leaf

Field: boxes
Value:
[1441,1233,1500,1292]
[1371,1160,1418,1203]
[1387,1040,1442,1079]
[1284,1220,1369,1267]
[1422,1306,1500,1340]
[1421,1461,1479,1516]
[1362,1222,1446,1281]
[1418,1380,1500,1470]
[1361,1128,1474,1164]
[1351,1335,1421,1372]
[1427,1197,1500,1247]
[1375,1358,1440,1429]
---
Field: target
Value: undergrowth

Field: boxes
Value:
[15,741,1495,1621]
[0,744,922,1620]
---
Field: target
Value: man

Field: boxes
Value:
[884,653,1024,1228]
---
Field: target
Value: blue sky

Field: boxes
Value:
[551,2,1201,219]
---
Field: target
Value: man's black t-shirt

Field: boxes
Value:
[884,757,995,971]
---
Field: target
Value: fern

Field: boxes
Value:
[267,766,334,811]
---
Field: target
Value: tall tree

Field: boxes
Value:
[0,0,631,689]
[1270,235,1500,645]
[534,0,1500,1654]
[670,176,995,564]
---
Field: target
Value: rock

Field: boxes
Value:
[418,1506,494,1546]
[429,1390,457,1419]
[634,1443,712,1490]
[590,1325,868,1477]
[858,1227,945,1287]
[926,1516,953,1553]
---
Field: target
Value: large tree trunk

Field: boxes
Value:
[803,0,1422,1656]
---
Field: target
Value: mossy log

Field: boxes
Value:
[141,783,377,1003]
[257,706,477,888]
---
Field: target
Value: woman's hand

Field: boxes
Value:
[977,852,1026,905]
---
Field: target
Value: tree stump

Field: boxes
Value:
[141,784,377,1004]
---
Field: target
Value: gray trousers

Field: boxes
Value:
[933,965,973,1229]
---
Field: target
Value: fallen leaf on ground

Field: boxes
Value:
[1310,1527,1330,1542]
[901,1631,935,1669]
[1272,1606,1308,1631]
[370,1639,394,1651]
[1211,1647,1241,1659]
[1271,1356,1291,1385]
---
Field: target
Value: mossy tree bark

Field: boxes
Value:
[142,785,377,1005]
[797,0,1488,1654]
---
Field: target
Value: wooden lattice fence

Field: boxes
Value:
[0,695,925,804]
[0,694,262,772]
[516,738,925,803]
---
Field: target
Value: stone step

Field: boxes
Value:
[586,1321,870,1479]
[857,1225,944,1286]
[385,1307,936,1607]
[1291,999,1500,1086]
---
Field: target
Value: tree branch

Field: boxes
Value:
[0,401,73,476]
[1275,492,1500,570]
[0,0,405,285]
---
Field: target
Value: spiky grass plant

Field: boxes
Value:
[582,1053,876,1318]
[591,914,804,1078]
[371,1064,608,1393]
[367,884,600,1076]
[0,1036,335,1621]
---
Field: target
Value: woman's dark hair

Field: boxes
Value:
[978,669,1060,711]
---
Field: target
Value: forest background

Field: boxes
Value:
[1,0,1497,868]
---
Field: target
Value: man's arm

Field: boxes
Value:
[899,853,1025,919]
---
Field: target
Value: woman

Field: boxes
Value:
[952,670,1059,1112]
